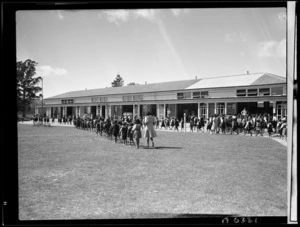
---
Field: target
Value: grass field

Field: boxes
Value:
[18,124,287,220]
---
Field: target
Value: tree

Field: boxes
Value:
[17,59,42,118]
[111,74,124,87]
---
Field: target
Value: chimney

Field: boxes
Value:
[247,71,249,75]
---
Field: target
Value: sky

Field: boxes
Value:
[16,8,287,99]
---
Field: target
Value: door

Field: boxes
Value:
[208,103,215,117]
[101,106,106,118]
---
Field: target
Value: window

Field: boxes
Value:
[133,95,143,101]
[184,92,191,99]
[200,91,208,98]
[97,105,101,115]
[61,99,73,104]
[134,104,139,115]
[247,89,258,96]
[217,103,225,114]
[236,89,246,97]
[169,104,176,118]
[257,101,264,108]
[177,92,191,99]
[193,92,200,99]
[192,91,209,98]
[158,104,164,120]
[177,93,184,99]
[100,97,108,102]
[122,96,133,102]
[227,103,236,115]
[271,87,283,95]
[276,101,287,119]
[259,88,270,96]
[200,103,207,119]
[91,97,100,103]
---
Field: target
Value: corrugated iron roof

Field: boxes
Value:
[45,79,200,99]
[185,72,286,90]
[250,73,286,85]
[45,72,286,100]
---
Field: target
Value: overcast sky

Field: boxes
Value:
[16,8,286,98]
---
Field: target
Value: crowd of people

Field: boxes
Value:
[32,114,74,126]
[156,113,288,140]
[73,112,157,149]
[32,115,51,126]
[31,112,288,142]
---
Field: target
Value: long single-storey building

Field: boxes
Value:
[38,72,287,120]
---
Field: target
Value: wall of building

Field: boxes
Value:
[153,91,177,101]
[42,82,287,120]
[74,97,92,104]
[45,99,61,105]
[108,95,122,102]
[186,84,287,99]
[208,89,236,98]
[143,93,156,101]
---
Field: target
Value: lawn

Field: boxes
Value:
[18,124,287,220]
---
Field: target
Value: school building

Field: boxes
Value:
[38,72,287,121]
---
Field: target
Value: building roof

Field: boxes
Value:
[45,79,200,100]
[185,72,286,90]
[45,72,286,100]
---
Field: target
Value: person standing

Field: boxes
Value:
[255,119,263,136]
[46,115,50,126]
[281,119,287,140]
[112,120,119,143]
[216,114,221,134]
[144,112,157,147]
[267,121,273,137]
[244,116,253,136]
[127,123,135,145]
[219,114,225,134]
[193,117,198,132]
[161,117,166,129]
[206,117,212,133]
[211,115,217,134]
[170,118,175,130]
[180,118,184,132]
[132,119,142,149]
[174,118,179,131]
[155,117,160,129]
[165,117,170,130]
[120,122,128,145]
[189,116,194,132]
[231,114,239,135]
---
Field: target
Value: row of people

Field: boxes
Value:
[153,114,287,140]
[32,115,51,126]
[74,114,157,149]
[32,114,73,125]
[205,114,287,139]
[74,117,142,149]
[32,112,287,140]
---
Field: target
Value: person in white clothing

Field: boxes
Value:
[144,112,157,147]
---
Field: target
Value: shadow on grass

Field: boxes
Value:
[141,146,182,149]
